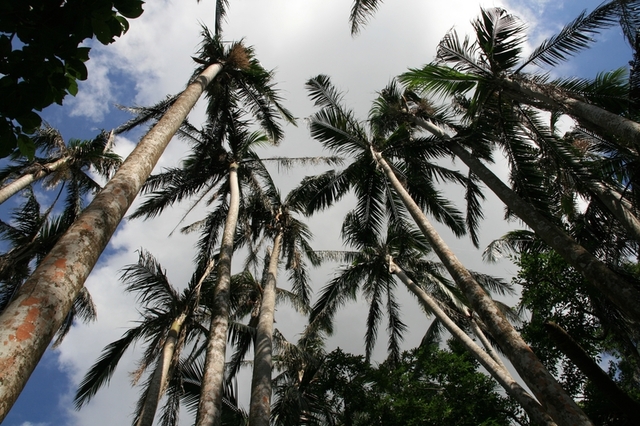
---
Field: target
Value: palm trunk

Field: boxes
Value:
[249,232,283,426]
[412,116,640,323]
[589,183,640,242]
[0,156,70,205]
[371,147,592,426]
[136,313,187,426]
[196,163,240,426]
[388,257,556,426]
[501,77,640,149]
[0,63,222,422]
[544,321,640,423]
[469,317,508,371]
[448,139,640,323]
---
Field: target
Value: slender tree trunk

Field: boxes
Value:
[544,321,640,423]
[589,183,640,242]
[371,148,592,426]
[469,317,508,371]
[411,116,640,324]
[196,163,240,426]
[501,77,640,149]
[448,140,640,323]
[388,257,556,426]
[0,63,222,422]
[0,156,69,205]
[249,232,283,426]
[136,313,187,426]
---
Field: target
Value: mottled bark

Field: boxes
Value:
[249,232,282,426]
[371,148,592,426]
[389,258,556,425]
[501,77,640,150]
[0,63,222,422]
[589,183,640,242]
[196,163,240,426]
[544,322,640,423]
[469,317,508,371]
[0,156,69,205]
[410,115,640,324]
[447,140,640,324]
[136,313,186,426]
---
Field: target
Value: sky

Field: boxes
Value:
[2,0,633,425]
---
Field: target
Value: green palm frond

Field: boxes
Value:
[399,64,479,99]
[436,29,489,76]
[482,229,542,262]
[517,1,620,71]
[349,0,383,35]
[74,325,148,408]
[214,0,229,36]
[552,67,629,113]
[120,249,179,308]
[473,7,526,73]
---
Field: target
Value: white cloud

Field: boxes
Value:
[11,0,617,424]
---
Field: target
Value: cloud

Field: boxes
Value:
[14,0,615,425]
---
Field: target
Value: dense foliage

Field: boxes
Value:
[0,0,144,158]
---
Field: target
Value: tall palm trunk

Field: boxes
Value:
[501,77,640,149]
[449,139,640,322]
[468,316,508,370]
[371,148,593,426]
[413,116,640,323]
[136,313,187,426]
[387,257,556,426]
[196,163,240,426]
[249,232,283,426]
[135,260,215,426]
[0,63,222,422]
[544,321,640,423]
[589,183,640,242]
[0,156,70,205]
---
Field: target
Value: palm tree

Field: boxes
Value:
[225,177,319,426]
[74,249,213,426]
[401,2,640,146]
[391,8,640,323]
[0,30,225,421]
[0,188,96,346]
[0,126,121,205]
[309,213,555,425]
[301,74,592,426]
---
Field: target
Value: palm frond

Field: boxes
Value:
[518,1,620,71]
[349,0,383,35]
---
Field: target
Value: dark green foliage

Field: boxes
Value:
[0,0,144,158]
[314,343,519,426]
[515,251,640,423]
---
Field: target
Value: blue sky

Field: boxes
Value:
[2,0,633,425]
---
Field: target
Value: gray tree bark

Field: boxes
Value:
[0,63,222,422]
[502,77,640,150]
[412,116,640,324]
[371,147,593,426]
[196,163,240,426]
[248,232,283,426]
[0,156,69,205]
[136,313,186,426]
[388,257,556,426]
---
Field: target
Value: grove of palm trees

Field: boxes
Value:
[1,1,639,425]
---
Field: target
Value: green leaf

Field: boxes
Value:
[92,18,113,45]
[17,134,36,160]
[15,111,42,133]
[76,47,91,62]
[66,76,78,96]
[114,0,145,19]
[116,15,130,34]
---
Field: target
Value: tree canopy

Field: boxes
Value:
[0,0,144,158]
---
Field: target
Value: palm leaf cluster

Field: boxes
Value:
[11,3,640,426]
